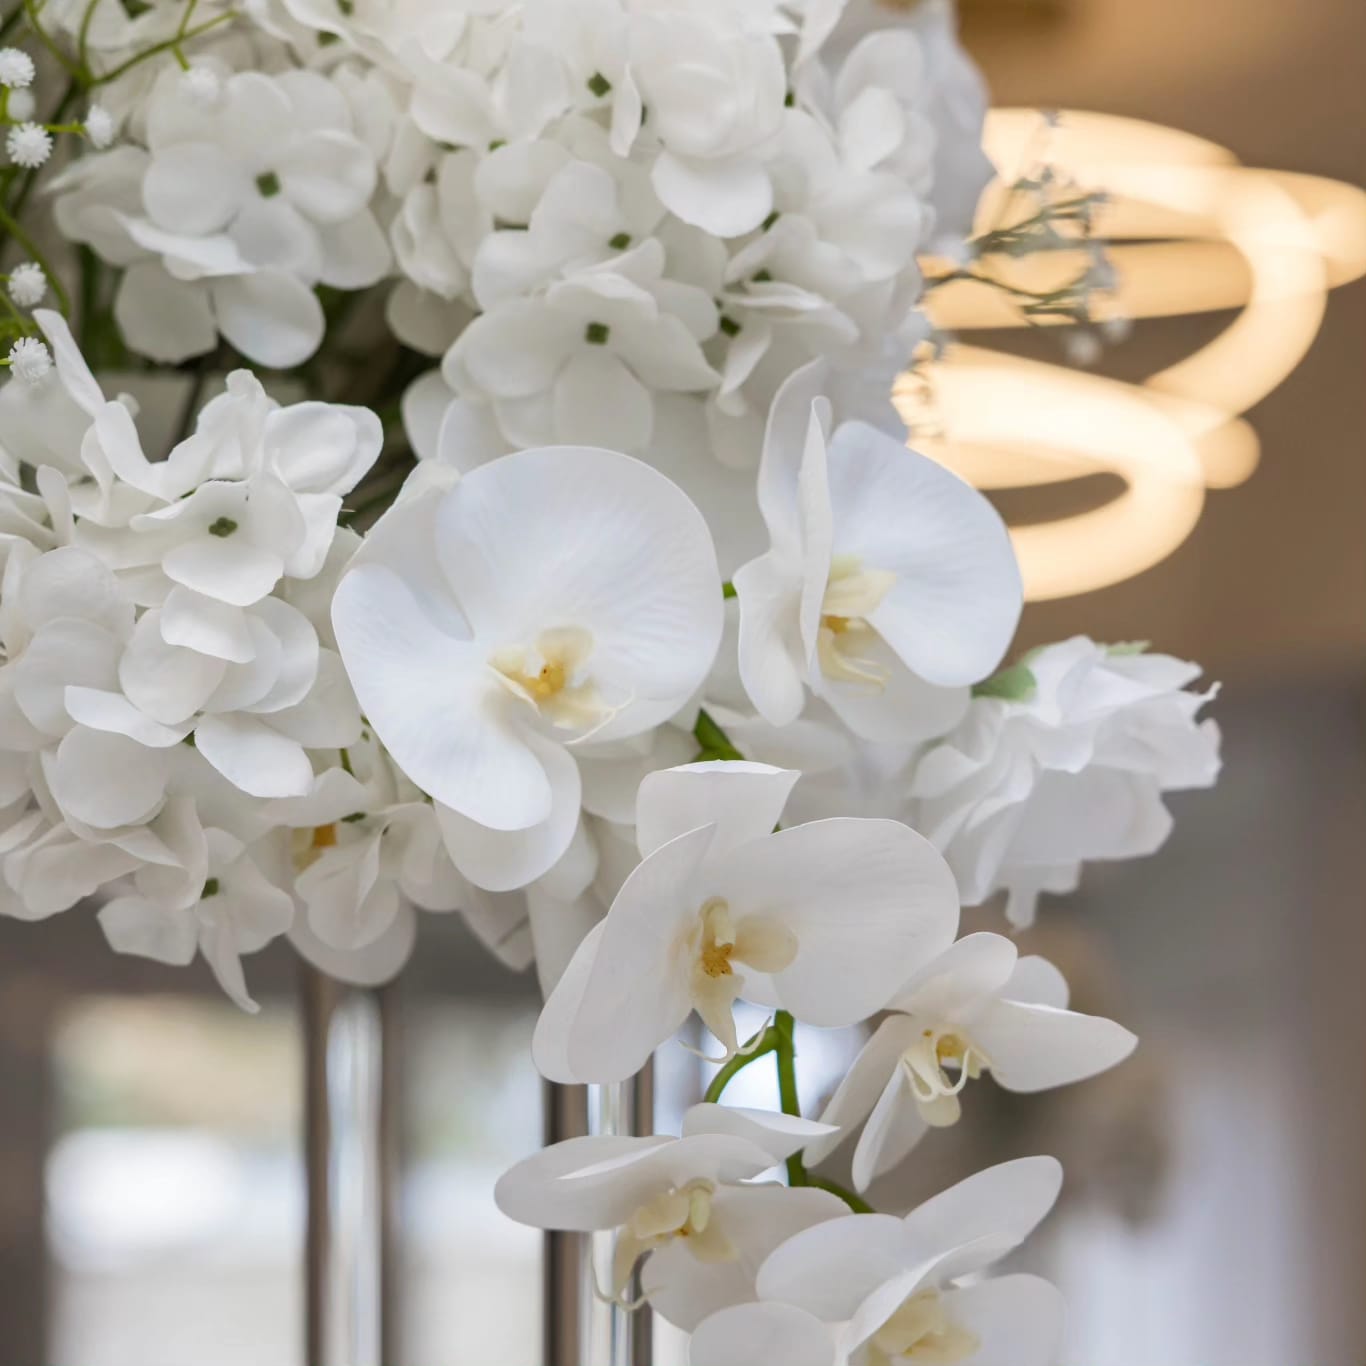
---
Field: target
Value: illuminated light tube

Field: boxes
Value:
[906,110,1366,601]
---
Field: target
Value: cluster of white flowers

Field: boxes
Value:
[0,0,1223,1355]
[47,0,995,463]
[0,309,400,1007]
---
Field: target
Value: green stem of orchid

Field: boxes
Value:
[702,1023,777,1104]
[808,1176,874,1215]
[688,706,870,1212]
[773,1009,808,1187]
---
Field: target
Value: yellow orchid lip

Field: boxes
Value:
[489,625,612,730]
[688,897,798,1060]
[817,557,897,688]
[869,1288,981,1366]
[612,1179,737,1298]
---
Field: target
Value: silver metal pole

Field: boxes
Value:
[629,1063,655,1366]
[303,966,397,1366]
[543,1063,655,1366]
[543,1081,590,1366]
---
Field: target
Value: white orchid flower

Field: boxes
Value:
[734,361,1022,744]
[332,445,724,894]
[690,1157,1066,1366]
[495,1101,843,1329]
[533,760,960,1082]
[807,933,1137,1190]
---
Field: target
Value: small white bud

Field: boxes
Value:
[1101,315,1133,344]
[84,103,115,149]
[7,89,35,120]
[7,337,52,384]
[1062,328,1103,368]
[180,64,223,108]
[6,121,53,168]
[0,48,35,90]
[8,262,45,308]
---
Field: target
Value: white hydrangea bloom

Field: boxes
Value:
[0,315,382,1005]
[98,827,294,1012]
[908,636,1223,927]
[55,64,390,367]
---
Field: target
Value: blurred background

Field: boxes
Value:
[1,0,1362,1361]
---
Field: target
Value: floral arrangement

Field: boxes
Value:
[0,0,1221,1359]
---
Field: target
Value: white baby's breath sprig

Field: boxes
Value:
[180,64,222,107]
[5,121,52,168]
[7,263,46,308]
[84,103,115,149]
[0,48,35,90]
[5,336,52,383]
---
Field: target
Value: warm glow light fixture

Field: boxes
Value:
[902,110,1366,601]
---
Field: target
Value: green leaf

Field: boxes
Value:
[692,708,745,762]
[1107,640,1151,657]
[972,662,1038,702]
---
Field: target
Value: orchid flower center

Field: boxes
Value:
[900,1026,991,1128]
[687,897,797,1058]
[818,554,896,688]
[489,626,610,731]
[869,1289,980,1366]
[291,822,338,872]
[611,1179,736,1295]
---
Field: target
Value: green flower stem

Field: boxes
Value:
[77,0,104,76]
[808,1176,874,1215]
[0,201,69,314]
[23,0,83,80]
[91,11,237,85]
[686,707,872,1211]
[772,1009,808,1187]
[701,1024,777,1104]
[6,84,77,227]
